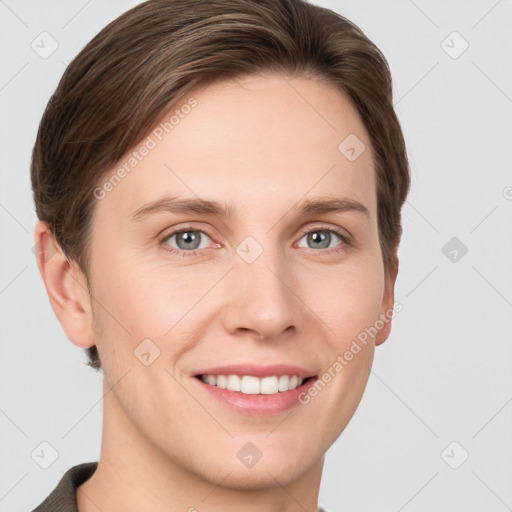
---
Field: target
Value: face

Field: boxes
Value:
[66,74,396,488]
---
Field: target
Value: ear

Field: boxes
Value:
[374,256,399,347]
[33,220,96,349]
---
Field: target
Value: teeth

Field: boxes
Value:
[278,375,289,392]
[261,376,279,394]
[227,374,241,392]
[199,374,306,394]
[216,374,227,389]
[241,376,260,394]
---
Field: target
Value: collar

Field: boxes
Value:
[31,462,98,512]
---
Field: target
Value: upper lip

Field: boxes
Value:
[193,364,317,379]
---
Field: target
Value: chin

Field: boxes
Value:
[213,461,310,491]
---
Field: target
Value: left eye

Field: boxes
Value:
[296,229,345,251]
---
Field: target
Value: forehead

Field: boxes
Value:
[94,73,376,223]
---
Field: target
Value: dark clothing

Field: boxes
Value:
[31,462,97,512]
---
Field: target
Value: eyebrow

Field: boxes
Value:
[130,195,370,222]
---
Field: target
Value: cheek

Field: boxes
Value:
[311,258,385,348]
[88,253,218,373]
[304,265,383,436]
[114,264,215,336]
[90,248,182,332]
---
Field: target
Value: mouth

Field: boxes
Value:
[194,373,317,395]
[190,363,319,415]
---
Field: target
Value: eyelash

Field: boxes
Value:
[158,224,350,257]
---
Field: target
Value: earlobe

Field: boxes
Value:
[375,257,399,347]
[33,221,96,349]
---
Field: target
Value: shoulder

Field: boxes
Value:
[30,462,98,512]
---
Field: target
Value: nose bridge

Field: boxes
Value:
[223,234,299,339]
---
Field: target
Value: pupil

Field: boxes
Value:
[309,230,330,249]
[178,231,199,250]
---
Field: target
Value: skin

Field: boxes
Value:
[34,73,398,512]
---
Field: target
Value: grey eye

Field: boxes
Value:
[164,230,211,251]
[297,230,342,250]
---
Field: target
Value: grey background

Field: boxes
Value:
[1,0,511,511]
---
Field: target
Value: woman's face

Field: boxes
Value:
[87,73,396,487]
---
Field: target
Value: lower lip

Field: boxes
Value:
[193,376,318,416]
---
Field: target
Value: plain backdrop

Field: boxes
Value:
[1,1,511,511]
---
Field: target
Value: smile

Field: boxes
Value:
[197,374,314,395]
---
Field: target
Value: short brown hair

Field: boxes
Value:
[31,0,410,371]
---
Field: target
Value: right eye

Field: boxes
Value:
[160,227,214,255]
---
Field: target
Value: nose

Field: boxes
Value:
[221,243,301,341]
